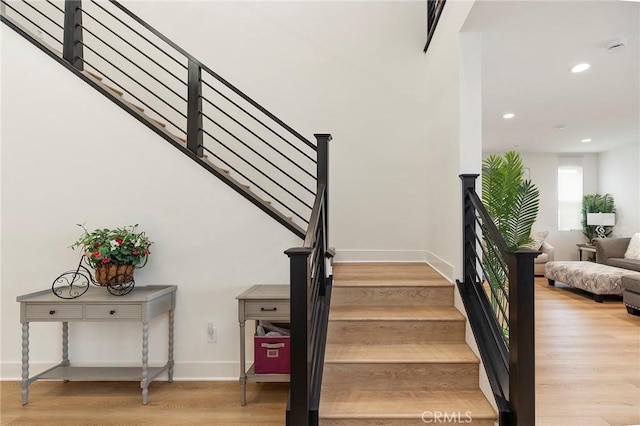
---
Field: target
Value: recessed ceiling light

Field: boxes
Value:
[581,138,592,143]
[554,124,568,130]
[571,63,591,73]
[503,113,515,119]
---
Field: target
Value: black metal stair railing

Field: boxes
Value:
[423,0,446,52]
[286,134,332,426]
[458,175,538,426]
[1,0,317,237]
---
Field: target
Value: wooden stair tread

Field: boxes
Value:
[148,117,166,128]
[329,306,464,321]
[85,69,103,81]
[333,262,451,286]
[319,389,496,419]
[325,343,478,363]
[333,278,452,287]
[104,83,124,97]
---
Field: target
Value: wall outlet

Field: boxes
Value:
[207,322,217,342]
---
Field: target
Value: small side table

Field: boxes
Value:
[17,285,177,405]
[236,285,290,406]
[577,243,596,261]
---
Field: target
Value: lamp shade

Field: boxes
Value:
[587,213,616,226]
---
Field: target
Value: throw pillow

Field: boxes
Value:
[522,230,548,250]
[624,233,640,260]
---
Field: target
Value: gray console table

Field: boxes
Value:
[17,285,177,405]
[236,284,290,405]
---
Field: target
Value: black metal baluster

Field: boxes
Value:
[187,60,203,157]
[63,0,83,70]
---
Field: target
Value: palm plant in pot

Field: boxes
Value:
[72,224,152,285]
[482,151,540,337]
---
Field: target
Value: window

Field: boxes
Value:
[558,161,583,231]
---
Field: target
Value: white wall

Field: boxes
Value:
[422,0,478,280]
[1,26,301,379]
[599,142,640,237]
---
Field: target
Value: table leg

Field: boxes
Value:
[62,322,70,367]
[579,248,583,261]
[141,322,149,405]
[240,319,246,406]
[168,309,174,383]
[21,322,29,405]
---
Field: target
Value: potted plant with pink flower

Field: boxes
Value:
[71,224,152,285]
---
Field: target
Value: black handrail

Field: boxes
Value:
[286,134,332,426]
[458,174,537,426]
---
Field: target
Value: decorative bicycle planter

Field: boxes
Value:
[52,255,136,298]
[52,224,152,299]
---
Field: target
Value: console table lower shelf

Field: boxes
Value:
[244,363,290,383]
[17,285,177,405]
[34,365,171,381]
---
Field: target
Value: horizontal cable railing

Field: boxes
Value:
[1,0,317,235]
[458,174,537,426]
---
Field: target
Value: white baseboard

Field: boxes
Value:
[425,251,455,282]
[1,361,246,381]
[334,249,428,263]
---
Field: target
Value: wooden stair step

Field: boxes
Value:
[323,343,479,390]
[331,285,454,307]
[333,278,452,287]
[148,116,167,128]
[319,389,496,426]
[324,342,478,363]
[329,306,464,321]
[333,262,446,281]
[85,69,103,81]
[327,319,465,345]
[104,83,124,97]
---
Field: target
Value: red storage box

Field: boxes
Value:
[254,335,290,374]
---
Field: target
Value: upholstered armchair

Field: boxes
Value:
[534,241,555,276]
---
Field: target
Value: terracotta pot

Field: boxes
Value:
[94,263,134,285]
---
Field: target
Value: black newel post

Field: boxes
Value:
[508,251,537,426]
[187,60,203,157]
[315,134,332,230]
[315,133,331,295]
[460,174,479,285]
[285,247,312,426]
[63,0,83,70]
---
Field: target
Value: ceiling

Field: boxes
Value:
[462,0,640,154]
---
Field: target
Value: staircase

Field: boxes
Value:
[1,0,318,239]
[319,262,497,425]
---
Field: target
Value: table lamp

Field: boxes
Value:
[587,213,615,239]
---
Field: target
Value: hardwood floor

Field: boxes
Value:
[0,382,288,425]
[1,275,638,425]
[535,277,640,426]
